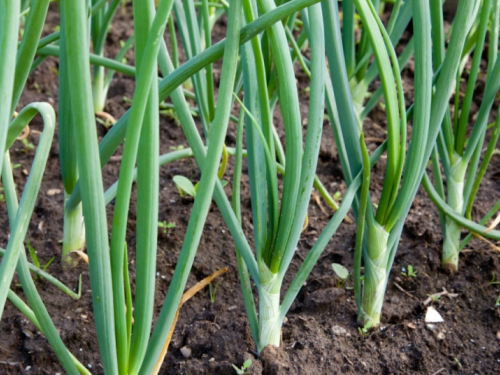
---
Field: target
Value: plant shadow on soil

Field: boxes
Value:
[1,4,500,375]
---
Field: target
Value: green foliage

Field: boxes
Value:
[169,145,185,151]
[358,320,372,337]
[5,0,500,372]
[26,240,40,268]
[332,263,349,288]
[209,279,221,303]
[232,359,252,375]
[160,107,181,125]
[427,294,440,303]
[490,271,500,306]
[0,0,332,372]
[25,241,54,274]
[332,263,349,279]
[173,175,197,198]
[401,265,417,278]
[158,221,176,234]
[173,175,227,199]
[333,191,342,201]
[21,138,35,153]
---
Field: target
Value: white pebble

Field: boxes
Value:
[425,306,444,323]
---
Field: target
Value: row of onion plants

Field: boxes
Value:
[1,0,500,373]
[1,0,331,372]
[325,0,500,327]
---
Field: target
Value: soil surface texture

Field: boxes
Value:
[1,4,500,375]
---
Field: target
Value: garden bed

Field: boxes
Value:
[1,3,500,375]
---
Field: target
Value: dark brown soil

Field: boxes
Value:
[1,4,500,375]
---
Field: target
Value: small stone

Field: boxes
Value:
[180,346,192,358]
[47,188,62,196]
[22,329,33,339]
[331,325,347,336]
[425,306,444,323]
[437,331,446,340]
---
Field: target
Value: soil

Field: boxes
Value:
[1,3,500,375]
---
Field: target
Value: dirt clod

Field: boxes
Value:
[259,346,290,375]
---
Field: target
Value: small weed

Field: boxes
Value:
[21,138,35,153]
[173,175,197,198]
[33,82,42,94]
[209,279,221,303]
[160,107,181,126]
[27,240,40,268]
[119,40,128,64]
[232,359,252,375]
[427,294,441,303]
[489,272,500,306]
[158,221,176,234]
[332,263,349,288]
[358,321,372,337]
[26,240,55,277]
[333,191,342,201]
[401,265,417,278]
[490,272,500,285]
[50,66,59,76]
[169,145,185,151]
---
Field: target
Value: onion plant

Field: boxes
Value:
[63,1,213,374]
[342,0,414,128]
[5,1,470,372]
[160,0,342,211]
[89,0,127,112]
[64,0,324,211]
[157,0,347,351]
[59,0,132,265]
[0,2,95,373]
[172,0,221,135]
[151,0,341,351]
[228,0,326,348]
[5,0,266,373]
[323,0,480,327]
[58,0,308,372]
[22,0,131,267]
[422,0,500,272]
[1,105,87,374]
[63,0,328,355]
[57,1,87,267]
